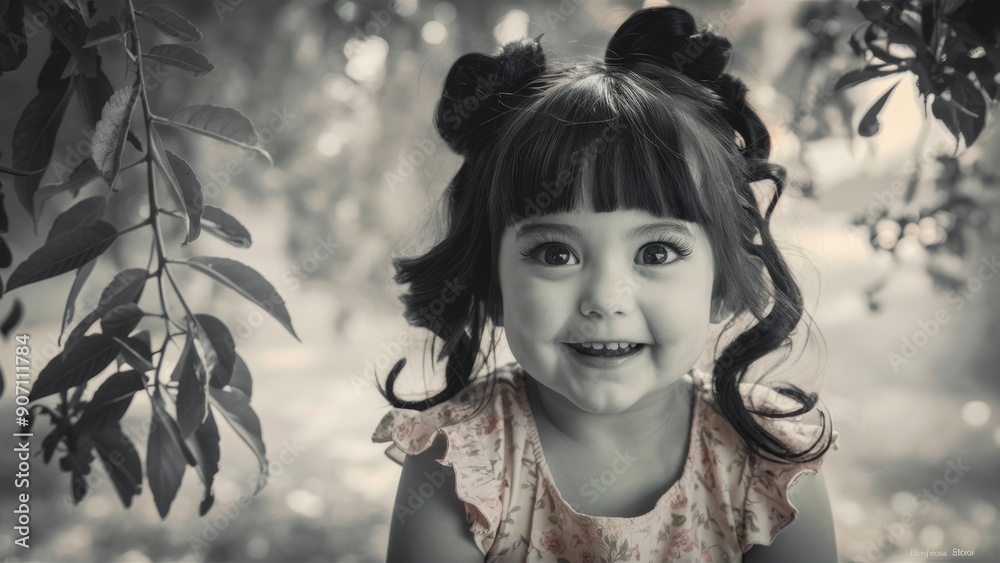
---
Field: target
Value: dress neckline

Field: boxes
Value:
[511,365,705,526]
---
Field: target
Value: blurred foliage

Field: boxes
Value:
[0,0,295,524]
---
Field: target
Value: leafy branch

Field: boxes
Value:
[0,0,296,518]
[828,0,999,308]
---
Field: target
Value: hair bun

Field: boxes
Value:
[605,6,732,85]
[434,37,546,156]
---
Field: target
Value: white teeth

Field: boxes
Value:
[576,342,637,350]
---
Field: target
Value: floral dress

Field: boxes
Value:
[372,362,839,562]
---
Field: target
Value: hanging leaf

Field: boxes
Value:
[83,15,124,48]
[47,196,106,242]
[199,205,252,248]
[92,424,143,508]
[73,370,145,437]
[858,80,901,137]
[949,74,988,147]
[210,386,267,493]
[148,389,188,519]
[931,96,962,147]
[165,150,204,246]
[1,299,23,338]
[177,256,298,340]
[33,159,102,223]
[29,333,121,401]
[77,64,114,130]
[64,268,147,353]
[113,335,154,373]
[164,105,273,165]
[6,220,118,292]
[91,83,140,190]
[36,38,72,90]
[100,303,144,339]
[13,75,77,218]
[145,44,213,76]
[149,126,186,223]
[834,66,899,92]
[60,260,97,345]
[0,0,28,74]
[185,411,220,516]
[138,5,202,41]
[174,332,208,438]
[195,314,236,388]
[22,0,96,77]
[228,354,253,398]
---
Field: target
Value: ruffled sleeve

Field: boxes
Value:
[371,375,511,556]
[738,382,840,552]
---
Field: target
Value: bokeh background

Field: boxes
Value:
[1,0,999,561]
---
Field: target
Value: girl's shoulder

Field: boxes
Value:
[371,362,527,554]
[689,367,840,552]
[371,361,524,465]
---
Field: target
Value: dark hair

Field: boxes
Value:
[376,6,833,464]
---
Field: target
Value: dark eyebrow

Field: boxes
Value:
[515,222,693,240]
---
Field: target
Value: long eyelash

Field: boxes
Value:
[518,234,570,258]
[653,237,693,258]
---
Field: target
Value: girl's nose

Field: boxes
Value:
[579,264,638,318]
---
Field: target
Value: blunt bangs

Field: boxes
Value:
[485,63,742,241]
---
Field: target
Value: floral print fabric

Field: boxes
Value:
[372,362,839,561]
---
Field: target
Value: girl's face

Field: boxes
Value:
[498,204,720,414]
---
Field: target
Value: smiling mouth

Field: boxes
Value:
[566,343,645,357]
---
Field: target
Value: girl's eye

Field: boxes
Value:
[637,243,682,265]
[533,244,578,266]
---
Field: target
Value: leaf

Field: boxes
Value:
[165,105,273,165]
[83,15,124,48]
[29,333,121,401]
[139,6,202,42]
[949,75,988,147]
[37,38,72,90]
[13,75,77,218]
[47,196,106,242]
[6,220,118,292]
[64,268,147,352]
[145,44,213,76]
[184,411,220,516]
[856,0,885,21]
[178,256,298,340]
[22,0,95,77]
[201,205,252,248]
[1,298,23,338]
[149,125,186,220]
[210,386,268,493]
[92,424,143,508]
[174,332,208,438]
[0,0,28,74]
[100,303,144,339]
[833,66,898,92]
[77,65,114,131]
[91,83,140,190]
[148,389,188,519]
[195,314,236,388]
[931,96,961,146]
[165,150,204,246]
[113,335,154,373]
[73,370,145,437]
[228,354,252,398]
[858,80,901,137]
[33,159,102,223]
[60,260,96,345]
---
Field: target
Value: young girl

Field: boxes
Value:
[372,6,839,561]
